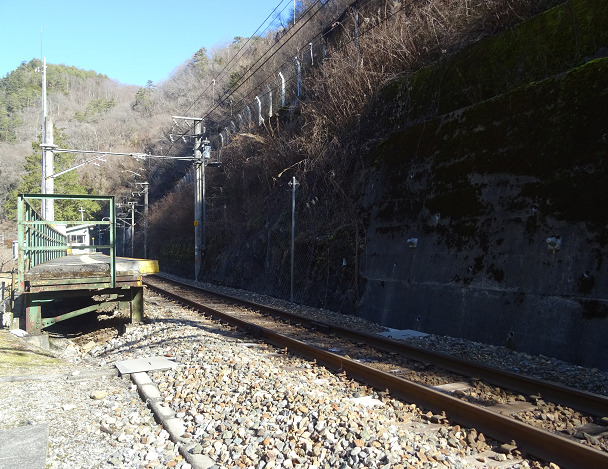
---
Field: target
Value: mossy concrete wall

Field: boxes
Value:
[358,0,608,369]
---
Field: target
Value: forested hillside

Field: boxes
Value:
[0,60,138,218]
[0,17,310,220]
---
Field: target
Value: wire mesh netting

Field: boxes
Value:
[200,175,361,311]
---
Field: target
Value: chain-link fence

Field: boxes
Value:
[200,174,361,312]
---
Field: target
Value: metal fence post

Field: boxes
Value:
[294,57,301,97]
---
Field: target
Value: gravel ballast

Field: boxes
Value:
[2,282,605,468]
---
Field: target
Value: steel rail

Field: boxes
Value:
[144,276,608,417]
[145,280,608,469]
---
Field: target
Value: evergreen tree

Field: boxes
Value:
[75,97,116,122]
[190,48,209,76]
[0,96,20,142]
[132,81,155,116]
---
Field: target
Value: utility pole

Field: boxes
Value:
[132,179,149,259]
[174,117,205,280]
[141,182,149,259]
[129,202,135,258]
[41,58,47,219]
[171,116,206,280]
[117,218,126,257]
[40,58,56,221]
[172,116,207,280]
[195,120,203,280]
[289,176,299,302]
[42,119,55,221]
[202,139,211,254]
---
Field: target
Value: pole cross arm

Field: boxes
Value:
[49,148,199,162]
[47,155,108,179]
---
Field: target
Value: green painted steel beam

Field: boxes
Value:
[23,245,70,251]
[31,282,114,292]
[40,300,117,328]
[21,193,111,201]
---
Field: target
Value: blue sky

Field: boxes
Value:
[0,0,294,87]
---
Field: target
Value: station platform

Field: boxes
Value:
[23,253,159,293]
[16,253,158,333]
[14,193,160,334]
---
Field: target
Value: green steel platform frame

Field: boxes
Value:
[16,193,143,333]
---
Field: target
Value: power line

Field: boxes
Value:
[212,0,418,135]
[164,0,293,154]
[217,0,319,100]
[169,0,400,152]
[201,0,326,121]
[164,0,310,153]
[206,0,383,123]
[179,0,293,120]
[204,0,353,125]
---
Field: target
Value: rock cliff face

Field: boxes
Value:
[357,0,608,369]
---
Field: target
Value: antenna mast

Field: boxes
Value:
[41,56,47,218]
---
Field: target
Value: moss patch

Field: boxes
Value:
[375,57,608,225]
[374,0,608,128]
[0,330,69,377]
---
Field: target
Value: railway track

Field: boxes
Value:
[142,275,608,469]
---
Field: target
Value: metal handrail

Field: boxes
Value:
[17,194,116,291]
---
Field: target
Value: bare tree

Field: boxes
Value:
[0,245,15,273]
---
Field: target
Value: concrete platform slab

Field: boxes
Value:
[25,253,158,278]
[0,424,48,469]
[115,356,178,375]
[433,381,472,393]
[377,328,429,340]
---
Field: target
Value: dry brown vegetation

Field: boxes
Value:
[293,0,544,162]
[203,0,558,222]
[165,0,561,303]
